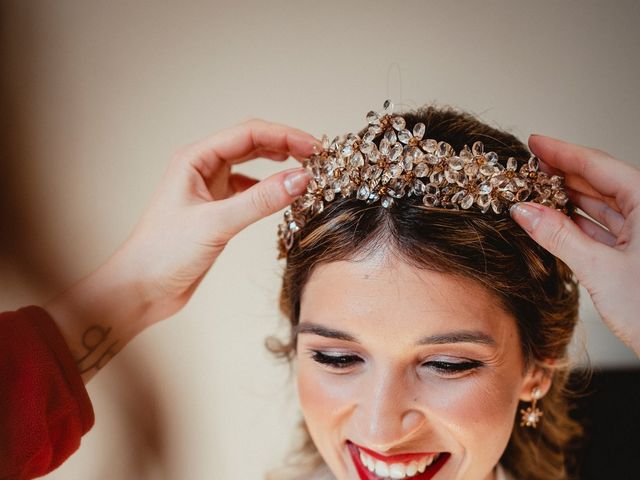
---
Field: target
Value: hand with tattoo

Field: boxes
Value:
[45,120,318,382]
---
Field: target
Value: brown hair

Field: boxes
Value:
[268,103,583,480]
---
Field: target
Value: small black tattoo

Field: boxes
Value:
[76,325,120,374]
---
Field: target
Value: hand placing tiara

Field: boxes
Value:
[277,100,570,257]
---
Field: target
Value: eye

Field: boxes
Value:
[422,359,484,377]
[309,350,363,370]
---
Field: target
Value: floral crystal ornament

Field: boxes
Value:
[277,100,570,258]
[520,386,544,428]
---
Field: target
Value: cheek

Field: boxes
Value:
[297,361,358,425]
[423,373,522,453]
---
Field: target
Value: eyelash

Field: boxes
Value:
[309,351,483,376]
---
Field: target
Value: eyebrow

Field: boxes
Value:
[294,322,497,347]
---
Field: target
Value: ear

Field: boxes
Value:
[518,359,555,401]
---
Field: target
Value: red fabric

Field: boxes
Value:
[0,306,94,480]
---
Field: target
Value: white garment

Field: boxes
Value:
[308,462,516,479]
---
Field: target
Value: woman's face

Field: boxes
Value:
[295,250,546,480]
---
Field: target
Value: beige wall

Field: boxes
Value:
[1,1,639,478]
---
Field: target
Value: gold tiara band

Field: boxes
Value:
[277,100,569,258]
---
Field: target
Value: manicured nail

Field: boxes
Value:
[284,168,311,196]
[510,203,542,233]
[291,132,321,155]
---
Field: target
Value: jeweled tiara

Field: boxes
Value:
[277,100,569,258]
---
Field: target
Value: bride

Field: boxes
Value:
[3,101,638,480]
[269,102,578,480]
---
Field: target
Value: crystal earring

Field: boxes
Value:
[520,386,544,428]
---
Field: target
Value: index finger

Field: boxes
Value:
[528,134,640,213]
[185,118,320,174]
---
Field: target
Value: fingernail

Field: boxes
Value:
[284,168,311,196]
[510,203,543,233]
[291,132,321,152]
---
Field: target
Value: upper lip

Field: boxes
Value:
[348,440,441,464]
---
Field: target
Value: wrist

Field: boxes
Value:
[44,253,153,383]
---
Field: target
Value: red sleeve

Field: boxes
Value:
[0,306,95,480]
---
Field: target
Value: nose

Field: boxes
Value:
[352,366,427,450]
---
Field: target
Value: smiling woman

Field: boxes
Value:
[267,104,582,480]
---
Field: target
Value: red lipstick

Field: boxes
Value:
[355,442,440,464]
[347,441,450,480]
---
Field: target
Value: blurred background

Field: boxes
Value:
[1,1,638,479]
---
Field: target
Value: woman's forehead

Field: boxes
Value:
[299,257,515,344]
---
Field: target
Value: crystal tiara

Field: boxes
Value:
[277,100,570,258]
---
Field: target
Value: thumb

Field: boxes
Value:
[212,167,311,238]
[509,202,607,279]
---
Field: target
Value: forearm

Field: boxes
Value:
[41,122,318,385]
[44,251,153,384]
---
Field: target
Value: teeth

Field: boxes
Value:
[356,448,439,479]
[360,451,375,471]
[374,460,390,477]
[389,463,407,479]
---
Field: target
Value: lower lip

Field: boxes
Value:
[347,442,450,480]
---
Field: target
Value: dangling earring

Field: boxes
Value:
[520,386,544,428]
